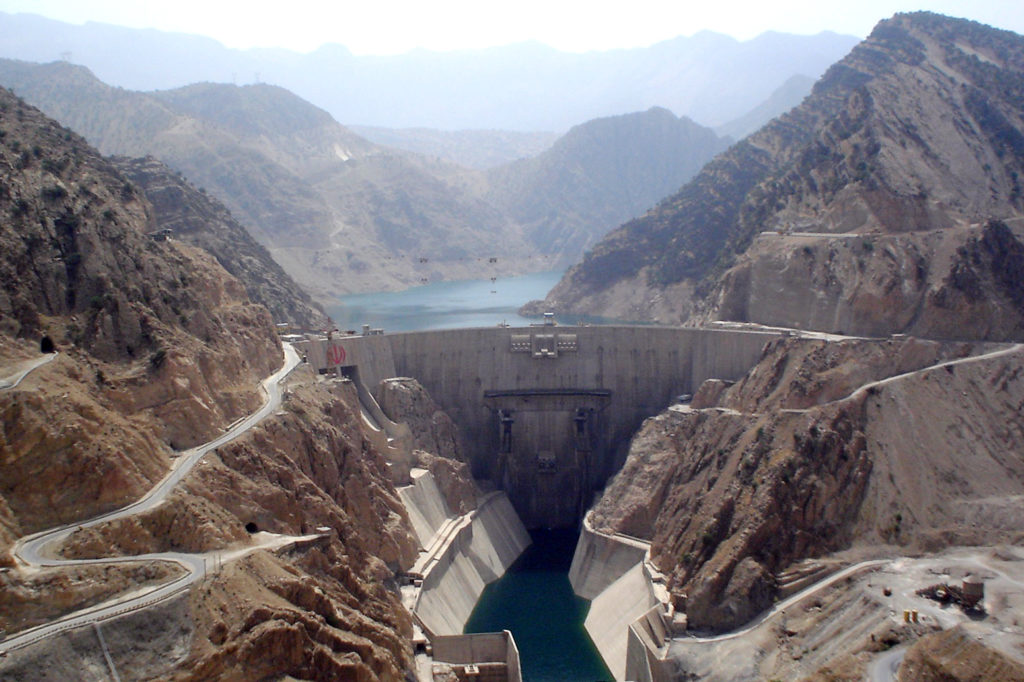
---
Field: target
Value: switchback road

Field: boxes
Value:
[1,344,301,655]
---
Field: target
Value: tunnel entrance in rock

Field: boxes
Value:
[245,521,259,533]
[484,388,611,529]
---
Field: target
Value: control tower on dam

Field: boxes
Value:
[303,325,782,529]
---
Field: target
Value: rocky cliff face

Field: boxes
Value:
[703,218,1024,339]
[590,335,1024,631]
[0,87,286,543]
[536,13,1024,339]
[376,377,478,515]
[3,368,426,680]
[171,373,419,680]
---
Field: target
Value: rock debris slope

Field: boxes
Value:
[535,13,1024,339]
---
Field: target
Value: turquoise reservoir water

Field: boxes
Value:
[463,529,613,682]
[326,270,561,332]
[326,270,617,332]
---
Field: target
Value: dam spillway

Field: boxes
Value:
[303,324,782,529]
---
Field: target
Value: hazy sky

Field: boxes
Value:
[2,0,1023,55]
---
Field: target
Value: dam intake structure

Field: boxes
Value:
[300,324,782,529]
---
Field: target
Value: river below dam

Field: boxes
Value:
[463,529,612,682]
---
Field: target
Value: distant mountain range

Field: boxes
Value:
[0,60,727,299]
[0,11,858,132]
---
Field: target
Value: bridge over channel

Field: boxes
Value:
[300,325,783,529]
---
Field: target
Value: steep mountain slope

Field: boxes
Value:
[590,335,1024,632]
[0,89,466,680]
[0,60,738,299]
[486,107,728,262]
[0,61,533,297]
[0,12,858,131]
[0,86,283,541]
[113,156,328,329]
[536,13,1024,340]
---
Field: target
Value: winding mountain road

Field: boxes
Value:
[0,352,58,391]
[869,645,907,682]
[1,343,302,655]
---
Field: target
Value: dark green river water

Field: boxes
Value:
[463,529,613,682]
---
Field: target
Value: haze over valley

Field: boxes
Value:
[1,4,1024,682]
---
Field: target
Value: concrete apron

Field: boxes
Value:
[398,468,531,639]
[570,514,674,682]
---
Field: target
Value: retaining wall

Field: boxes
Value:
[413,491,530,638]
[569,515,649,600]
[584,562,659,681]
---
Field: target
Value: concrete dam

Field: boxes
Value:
[304,324,781,529]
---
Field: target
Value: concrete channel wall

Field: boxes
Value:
[626,606,675,682]
[569,515,650,601]
[586,563,659,681]
[432,631,523,682]
[397,469,453,548]
[569,515,662,681]
[405,478,531,638]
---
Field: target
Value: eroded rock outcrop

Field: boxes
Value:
[377,377,478,515]
[377,377,464,462]
[590,336,1024,632]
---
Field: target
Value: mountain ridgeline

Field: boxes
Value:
[0,12,858,132]
[535,12,1024,341]
[0,60,729,298]
[486,107,728,261]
